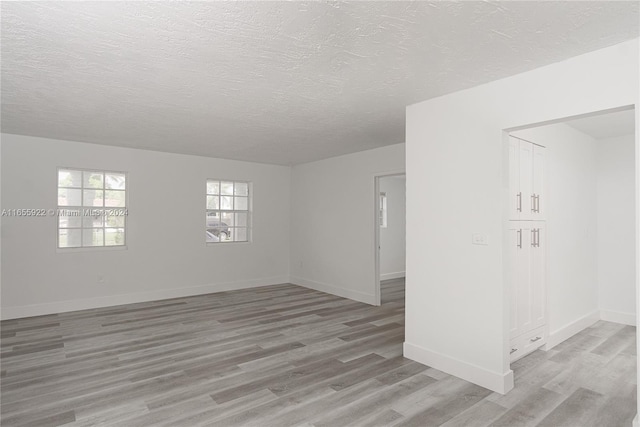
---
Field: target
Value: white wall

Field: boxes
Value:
[1,134,291,319]
[512,124,599,344]
[379,176,406,280]
[597,134,636,325]
[405,39,638,394]
[290,143,405,304]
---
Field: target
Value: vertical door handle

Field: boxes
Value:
[531,228,540,247]
[517,229,522,249]
[531,194,536,213]
[516,192,522,212]
[531,229,535,247]
[537,194,540,213]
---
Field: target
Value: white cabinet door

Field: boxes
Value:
[508,137,521,220]
[532,144,545,219]
[509,222,533,339]
[508,224,520,339]
[530,223,546,329]
[509,222,545,340]
[519,140,533,220]
[508,136,545,221]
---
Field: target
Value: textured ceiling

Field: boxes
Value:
[565,109,636,140]
[2,2,639,165]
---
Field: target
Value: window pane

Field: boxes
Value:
[105,173,126,190]
[234,196,248,211]
[105,214,125,228]
[58,170,82,188]
[207,195,219,210]
[58,188,82,206]
[83,171,104,189]
[235,212,248,227]
[83,189,104,207]
[58,210,82,228]
[105,228,125,246]
[221,211,234,227]
[83,212,104,228]
[221,181,234,195]
[83,228,104,247]
[59,229,81,248]
[234,227,248,242]
[234,182,248,196]
[206,229,220,243]
[105,190,125,207]
[206,211,220,226]
[206,181,220,195]
[220,196,233,210]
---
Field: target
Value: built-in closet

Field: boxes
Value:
[508,135,546,362]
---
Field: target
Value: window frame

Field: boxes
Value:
[205,179,252,244]
[56,167,128,250]
[379,191,388,228]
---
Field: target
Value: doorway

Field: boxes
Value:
[504,107,636,413]
[375,173,406,305]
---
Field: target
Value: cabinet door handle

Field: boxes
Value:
[536,194,540,213]
[517,192,522,212]
[517,229,522,249]
[531,194,536,212]
[510,348,518,354]
[530,336,542,343]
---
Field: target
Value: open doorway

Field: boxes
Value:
[504,107,636,417]
[375,174,406,305]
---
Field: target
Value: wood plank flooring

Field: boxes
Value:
[1,280,636,426]
[381,279,405,304]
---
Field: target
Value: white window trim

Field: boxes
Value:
[56,167,128,250]
[205,179,252,245]
[380,192,388,228]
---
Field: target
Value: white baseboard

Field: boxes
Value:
[290,276,376,305]
[403,341,514,394]
[544,310,600,350]
[600,309,636,326]
[380,272,406,281]
[0,276,290,320]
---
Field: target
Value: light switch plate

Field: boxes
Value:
[472,233,489,245]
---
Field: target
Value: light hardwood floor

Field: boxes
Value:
[1,280,636,426]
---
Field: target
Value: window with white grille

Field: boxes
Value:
[206,180,250,243]
[57,168,127,248]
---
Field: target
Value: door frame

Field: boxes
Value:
[373,171,406,306]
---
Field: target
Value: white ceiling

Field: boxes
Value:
[564,109,636,140]
[2,2,638,165]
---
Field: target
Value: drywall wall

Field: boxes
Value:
[290,143,405,304]
[379,175,406,280]
[512,124,599,345]
[597,133,636,325]
[0,134,291,319]
[405,39,638,394]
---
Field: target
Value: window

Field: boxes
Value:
[379,192,387,228]
[206,180,250,243]
[57,168,127,248]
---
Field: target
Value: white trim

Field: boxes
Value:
[380,272,406,281]
[290,276,376,305]
[600,309,637,326]
[373,170,406,307]
[0,276,289,320]
[543,310,600,350]
[632,414,639,427]
[403,341,514,394]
